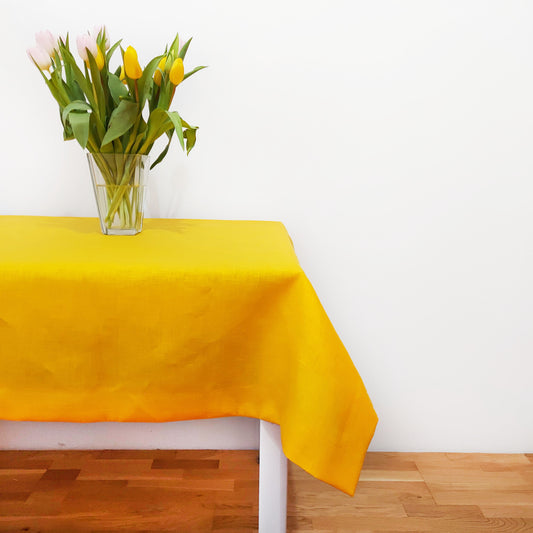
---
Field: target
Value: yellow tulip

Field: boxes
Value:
[153,57,166,86]
[169,57,184,86]
[124,46,142,80]
[95,47,105,70]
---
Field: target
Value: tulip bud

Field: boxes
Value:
[153,57,166,86]
[35,30,58,57]
[124,46,142,80]
[76,34,98,62]
[119,65,126,83]
[27,46,52,70]
[169,57,184,86]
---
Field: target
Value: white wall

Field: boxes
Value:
[1,0,532,452]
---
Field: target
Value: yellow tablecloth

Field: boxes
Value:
[0,216,377,495]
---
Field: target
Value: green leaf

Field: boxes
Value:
[145,108,171,139]
[108,73,128,104]
[106,39,122,62]
[64,59,74,84]
[29,60,67,107]
[101,100,138,147]
[184,127,197,155]
[49,74,71,108]
[69,112,90,149]
[169,33,180,55]
[58,41,96,109]
[183,65,207,81]
[60,108,74,140]
[132,131,147,153]
[178,37,192,59]
[156,81,172,110]
[166,110,184,149]
[53,50,62,75]
[150,133,172,169]
[86,51,106,124]
[137,117,148,135]
[137,54,165,110]
[177,117,198,154]
[62,100,92,124]
[40,73,66,107]
[93,114,112,153]
[66,80,85,102]
[141,108,174,151]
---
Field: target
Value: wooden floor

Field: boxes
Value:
[0,451,531,532]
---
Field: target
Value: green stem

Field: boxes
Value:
[104,157,138,225]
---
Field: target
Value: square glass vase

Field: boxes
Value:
[87,152,149,236]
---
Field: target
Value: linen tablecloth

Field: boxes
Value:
[0,216,377,495]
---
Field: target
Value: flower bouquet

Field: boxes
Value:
[27,27,205,234]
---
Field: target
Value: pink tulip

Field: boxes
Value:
[76,33,98,62]
[35,30,58,57]
[27,45,52,70]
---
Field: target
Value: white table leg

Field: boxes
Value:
[259,420,287,533]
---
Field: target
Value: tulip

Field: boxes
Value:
[35,30,58,57]
[169,57,184,86]
[119,65,126,83]
[92,25,110,50]
[76,34,98,62]
[27,46,51,70]
[153,57,166,86]
[124,46,142,80]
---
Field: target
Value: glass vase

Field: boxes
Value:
[87,152,149,236]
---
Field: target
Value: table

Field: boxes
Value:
[0,216,378,530]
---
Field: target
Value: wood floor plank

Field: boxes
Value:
[0,491,30,502]
[362,452,419,471]
[289,497,407,518]
[402,502,485,519]
[312,515,533,532]
[211,514,258,529]
[152,459,220,470]
[445,453,531,465]
[0,469,45,493]
[480,463,533,473]
[359,469,423,482]
[41,468,81,481]
[421,471,529,491]
[431,489,533,506]
[214,501,258,517]
[94,449,178,460]
[182,468,258,481]
[481,505,533,518]
[0,451,531,531]
[126,478,234,491]
[0,458,53,470]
